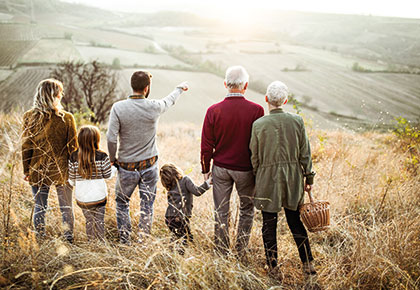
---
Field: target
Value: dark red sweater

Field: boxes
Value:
[201,96,265,173]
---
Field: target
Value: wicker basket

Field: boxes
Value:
[299,191,330,232]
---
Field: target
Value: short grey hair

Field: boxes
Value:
[225,66,249,90]
[266,81,289,107]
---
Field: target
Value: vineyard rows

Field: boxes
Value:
[0,24,41,41]
[0,40,37,66]
[0,67,51,111]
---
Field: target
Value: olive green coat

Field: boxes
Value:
[22,109,78,186]
[249,108,315,212]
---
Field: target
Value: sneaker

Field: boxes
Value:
[303,261,317,275]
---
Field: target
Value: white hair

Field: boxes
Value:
[225,66,249,90]
[266,81,289,107]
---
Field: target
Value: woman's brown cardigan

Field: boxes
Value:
[22,109,78,186]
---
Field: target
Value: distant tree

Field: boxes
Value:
[144,45,157,54]
[64,32,73,40]
[112,57,121,69]
[51,61,122,124]
[352,62,371,73]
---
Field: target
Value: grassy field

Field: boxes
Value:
[0,112,418,289]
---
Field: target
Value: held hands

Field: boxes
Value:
[203,172,211,182]
[176,81,189,91]
[304,182,312,193]
[24,175,29,182]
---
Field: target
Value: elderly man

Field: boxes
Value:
[107,71,188,244]
[201,66,264,255]
[250,81,316,275]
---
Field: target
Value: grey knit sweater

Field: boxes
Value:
[106,88,183,163]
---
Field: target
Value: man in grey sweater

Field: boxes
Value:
[107,71,188,244]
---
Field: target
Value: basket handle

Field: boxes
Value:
[307,189,315,204]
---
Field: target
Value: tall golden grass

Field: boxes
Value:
[0,112,419,289]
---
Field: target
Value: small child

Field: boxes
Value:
[160,163,211,252]
[68,125,116,241]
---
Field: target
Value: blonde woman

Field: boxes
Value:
[22,79,77,242]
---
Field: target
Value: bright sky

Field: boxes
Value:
[64,0,420,19]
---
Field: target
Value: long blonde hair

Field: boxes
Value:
[30,78,64,124]
[77,125,101,179]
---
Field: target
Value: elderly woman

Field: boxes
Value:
[250,81,316,276]
[22,79,77,242]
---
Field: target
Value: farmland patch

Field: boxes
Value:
[0,69,13,82]
[118,27,226,53]
[117,68,339,128]
[210,40,282,54]
[0,40,37,67]
[0,12,13,21]
[76,46,189,68]
[58,26,156,53]
[200,48,420,125]
[0,67,51,111]
[0,23,41,41]
[19,39,81,64]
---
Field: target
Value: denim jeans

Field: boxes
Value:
[115,164,159,243]
[212,165,256,255]
[31,184,74,241]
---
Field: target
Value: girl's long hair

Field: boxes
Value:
[77,125,101,179]
[26,79,65,134]
[160,163,183,191]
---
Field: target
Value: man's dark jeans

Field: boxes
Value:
[262,208,313,269]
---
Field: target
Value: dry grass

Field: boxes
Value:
[0,112,419,289]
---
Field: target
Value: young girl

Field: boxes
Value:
[68,125,115,240]
[160,163,211,252]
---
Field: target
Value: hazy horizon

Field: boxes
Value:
[62,0,420,20]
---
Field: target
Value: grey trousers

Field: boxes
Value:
[212,165,255,254]
[81,204,105,240]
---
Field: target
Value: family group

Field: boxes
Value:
[22,66,316,276]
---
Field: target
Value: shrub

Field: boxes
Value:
[393,117,420,175]
[352,62,372,72]
[111,58,121,69]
